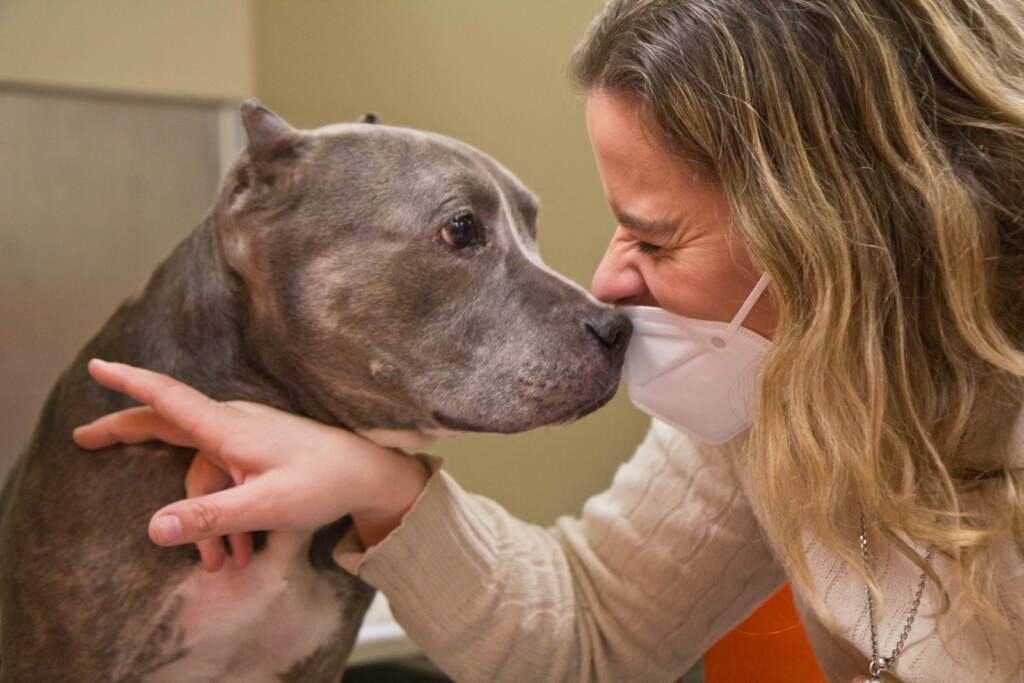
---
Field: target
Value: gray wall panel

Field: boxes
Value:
[0,87,237,478]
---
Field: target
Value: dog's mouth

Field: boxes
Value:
[559,382,620,423]
[431,411,509,434]
[431,376,621,434]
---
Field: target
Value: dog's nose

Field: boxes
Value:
[583,309,632,355]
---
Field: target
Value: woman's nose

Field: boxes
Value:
[591,237,647,305]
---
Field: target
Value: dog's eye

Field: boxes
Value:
[441,212,482,249]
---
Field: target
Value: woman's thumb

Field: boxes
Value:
[149,485,262,545]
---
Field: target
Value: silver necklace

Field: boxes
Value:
[858,514,933,682]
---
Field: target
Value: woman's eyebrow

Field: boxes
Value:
[616,210,681,236]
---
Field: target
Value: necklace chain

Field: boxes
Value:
[858,514,933,681]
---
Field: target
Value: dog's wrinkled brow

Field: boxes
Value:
[518,193,539,222]
[430,182,499,220]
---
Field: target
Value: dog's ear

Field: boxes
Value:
[241,98,301,160]
[226,99,305,213]
[358,112,379,124]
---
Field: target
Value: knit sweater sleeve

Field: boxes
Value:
[339,421,787,682]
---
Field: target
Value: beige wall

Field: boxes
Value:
[1,1,254,479]
[0,0,253,101]
[3,1,650,527]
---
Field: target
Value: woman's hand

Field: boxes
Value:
[73,359,431,570]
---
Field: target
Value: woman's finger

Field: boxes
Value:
[227,533,254,569]
[86,359,227,451]
[184,452,232,498]
[186,453,234,572]
[73,406,197,451]
[185,454,253,568]
[195,534,228,573]
[149,478,279,546]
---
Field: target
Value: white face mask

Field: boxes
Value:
[622,274,772,445]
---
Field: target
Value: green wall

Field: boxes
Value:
[253,1,650,526]
[0,0,252,100]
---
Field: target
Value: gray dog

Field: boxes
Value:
[0,100,629,681]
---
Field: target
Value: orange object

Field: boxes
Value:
[704,584,827,682]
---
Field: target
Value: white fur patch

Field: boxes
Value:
[358,427,459,450]
[141,532,342,683]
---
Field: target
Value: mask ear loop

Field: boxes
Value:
[711,273,771,348]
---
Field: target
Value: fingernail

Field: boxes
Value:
[87,358,111,375]
[153,515,183,544]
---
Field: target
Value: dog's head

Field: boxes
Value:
[214,100,630,445]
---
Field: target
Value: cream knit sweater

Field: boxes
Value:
[338,418,1024,682]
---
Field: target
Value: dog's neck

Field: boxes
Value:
[86,217,300,415]
[91,218,456,448]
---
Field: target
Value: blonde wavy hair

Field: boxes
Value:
[572,0,1024,667]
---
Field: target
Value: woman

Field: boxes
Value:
[74,1,1024,681]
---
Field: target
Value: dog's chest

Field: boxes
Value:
[140,532,344,683]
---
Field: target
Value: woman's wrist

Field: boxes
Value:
[350,448,432,549]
